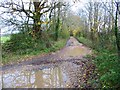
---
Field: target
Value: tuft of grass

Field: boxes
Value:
[1,35,10,43]
[50,39,67,52]
[76,37,93,48]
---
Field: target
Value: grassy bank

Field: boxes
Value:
[75,37,93,48]
[1,35,10,43]
[77,36,120,88]
[2,33,68,65]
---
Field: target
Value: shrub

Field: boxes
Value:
[2,32,52,55]
[94,51,120,88]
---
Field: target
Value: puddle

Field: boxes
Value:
[1,66,70,88]
[63,37,91,58]
[60,46,88,58]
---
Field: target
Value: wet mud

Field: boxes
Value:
[1,37,97,88]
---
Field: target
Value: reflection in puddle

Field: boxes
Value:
[60,46,88,58]
[2,66,70,88]
[0,73,2,90]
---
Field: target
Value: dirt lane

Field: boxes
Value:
[1,37,97,88]
[2,37,92,70]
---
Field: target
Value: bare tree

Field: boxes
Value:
[0,0,52,38]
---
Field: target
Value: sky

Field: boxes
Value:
[70,0,87,13]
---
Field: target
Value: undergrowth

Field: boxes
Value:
[77,36,120,88]
[2,32,67,65]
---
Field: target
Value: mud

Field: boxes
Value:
[1,37,97,88]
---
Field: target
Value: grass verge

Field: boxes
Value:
[2,38,67,65]
[76,36,93,48]
[77,36,120,88]
[1,35,10,43]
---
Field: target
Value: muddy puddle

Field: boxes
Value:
[1,64,71,88]
[60,46,89,58]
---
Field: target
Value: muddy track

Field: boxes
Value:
[1,37,92,70]
[1,37,98,88]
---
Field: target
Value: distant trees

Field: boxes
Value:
[49,2,66,41]
[1,0,119,51]
[77,1,120,53]
[85,2,102,45]
[65,13,81,36]
[76,1,120,88]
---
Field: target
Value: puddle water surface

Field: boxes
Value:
[2,66,70,88]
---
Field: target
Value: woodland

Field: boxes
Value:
[0,0,120,88]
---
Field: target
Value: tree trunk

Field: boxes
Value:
[115,3,120,57]
[33,2,42,38]
[33,18,42,37]
[55,3,60,41]
[93,2,99,44]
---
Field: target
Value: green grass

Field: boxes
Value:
[76,36,120,88]
[76,36,93,48]
[93,51,120,88]
[1,35,10,43]
[2,38,67,65]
